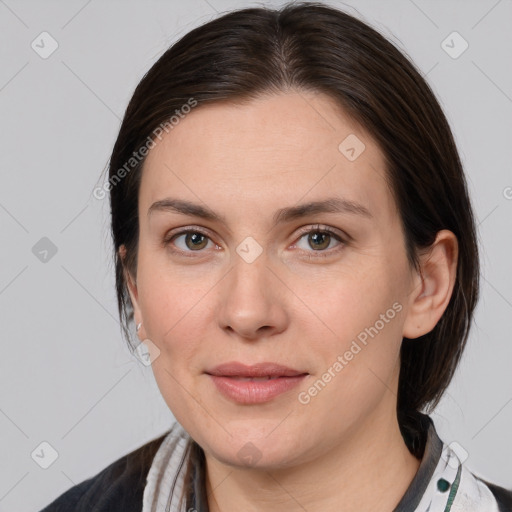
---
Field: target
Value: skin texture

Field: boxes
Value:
[121,91,458,511]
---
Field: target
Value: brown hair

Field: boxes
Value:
[106,2,479,431]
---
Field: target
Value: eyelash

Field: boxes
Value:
[162,224,347,259]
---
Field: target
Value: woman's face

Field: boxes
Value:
[126,91,419,468]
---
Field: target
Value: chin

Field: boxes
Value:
[199,426,312,470]
[208,443,296,470]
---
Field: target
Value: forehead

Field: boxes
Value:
[139,92,395,225]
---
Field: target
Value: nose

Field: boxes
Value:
[217,253,289,341]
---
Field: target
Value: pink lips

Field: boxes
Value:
[206,362,308,404]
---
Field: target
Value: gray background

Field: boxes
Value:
[0,0,511,510]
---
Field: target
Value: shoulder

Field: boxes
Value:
[38,431,170,512]
[473,473,512,512]
[405,414,512,512]
[452,464,512,511]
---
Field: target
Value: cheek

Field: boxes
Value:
[294,264,405,390]
[137,268,209,421]
[296,299,404,435]
[293,261,400,341]
[136,263,209,364]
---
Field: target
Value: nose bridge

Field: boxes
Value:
[217,244,287,338]
[230,233,271,291]
[228,246,273,310]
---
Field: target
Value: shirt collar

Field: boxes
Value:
[393,412,444,511]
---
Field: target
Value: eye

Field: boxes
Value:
[163,228,218,255]
[293,225,346,257]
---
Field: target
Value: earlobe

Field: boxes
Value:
[402,230,458,339]
[119,244,144,335]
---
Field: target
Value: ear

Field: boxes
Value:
[402,230,458,339]
[119,244,145,340]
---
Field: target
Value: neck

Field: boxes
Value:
[204,402,421,512]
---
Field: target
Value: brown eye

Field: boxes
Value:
[184,232,208,250]
[164,229,214,254]
[293,225,347,259]
[307,231,331,250]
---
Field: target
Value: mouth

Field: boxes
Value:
[205,361,308,404]
[227,376,283,381]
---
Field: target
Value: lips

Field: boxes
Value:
[205,361,308,404]
[206,361,306,378]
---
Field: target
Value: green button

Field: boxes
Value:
[437,478,450,492]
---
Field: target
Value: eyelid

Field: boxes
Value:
[293,223,348,242]
[162,225,216,249]
[289,224,347,258]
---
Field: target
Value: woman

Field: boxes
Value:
[40,2,512,511]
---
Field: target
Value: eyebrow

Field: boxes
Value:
[147,197,373,225]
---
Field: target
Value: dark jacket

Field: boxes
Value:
[39,432,168,512]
